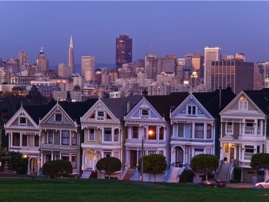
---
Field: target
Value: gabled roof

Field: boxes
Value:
[58,99,98,124]
[101,95,143,121]
[243,88,269,115]
[23,101,56,124]
[145,92,189,120]
[193,88,236,118]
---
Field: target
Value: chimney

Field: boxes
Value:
[142,89,148,97]
[127,101,131,113]
[66,91,71,102]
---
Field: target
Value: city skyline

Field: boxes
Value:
[1,1,269,66]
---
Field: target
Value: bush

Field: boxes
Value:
[250,153,269,169]
[0,151,27,174]
[201,173,214,181]
[233,167,241,181]
[96,157,121,178]
[42,160,72,178]
[179,169,194,183]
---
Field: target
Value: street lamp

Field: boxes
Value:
[141,129,153,181]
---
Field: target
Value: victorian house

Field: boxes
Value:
[219,89,269,182]
[170,89,235,169]
[80,96,142,178]
[123,92,188,181]
[4,102,54,175]
[39,100,98,176]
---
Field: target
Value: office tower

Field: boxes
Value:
[145,51,158,79]
[235,53,246,62]
[7,58,20,75]
[68,35,75,76]
[36,48,49,74]
[58,63,68,78]
[81,56,95,82]
[116,35,132,69]
[192,53,204,80]
[208,59,254,94]
[204,46,221,89]
[18,51,28,68]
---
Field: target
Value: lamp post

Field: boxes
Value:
[141,129,153,182]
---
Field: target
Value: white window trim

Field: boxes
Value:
[55,113,62,122]
[19,116,27,125]
[141,109,149,118]
[226,122,233,134]
[186,105,197,116]
[88,128,95,141]
[96,110,105,121]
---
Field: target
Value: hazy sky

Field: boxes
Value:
[0,1,269,66]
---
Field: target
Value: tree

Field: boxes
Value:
[0,151,27,174]
[42,160,72,178]
[190,154,218,180]
[96,157,122,179]
[138,154,167,182]
[250,153,269,170]
[26,85,47,105]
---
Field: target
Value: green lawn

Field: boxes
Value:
[0,178,268,202]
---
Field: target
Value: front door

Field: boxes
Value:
[130,150,137,168]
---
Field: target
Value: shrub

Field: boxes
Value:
[0,151,27,174]
[250,153,269,170]
[233,166,241,181]
[96,157,121,179]
[179,169,194,183]
[42,160,72,178]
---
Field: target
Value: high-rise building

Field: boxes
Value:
[208,59,254,94]
[191,53,204,80]
[68,35,75,76]
[58,63,68,78]
[36,48,49,74]
[18,51,28,68]
[204,46,221,88]
[81,56,95,82]
[116,35,132,69]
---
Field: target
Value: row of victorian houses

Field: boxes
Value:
[3,88,269,182]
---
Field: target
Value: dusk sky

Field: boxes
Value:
[1,1,269,67]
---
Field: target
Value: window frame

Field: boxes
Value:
[19,117,27,125]
[55,114,62,122]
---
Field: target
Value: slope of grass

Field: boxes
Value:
[0,178,267,202]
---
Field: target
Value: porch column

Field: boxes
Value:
[27,158,30,175]
[51,152,53,161]
[171,147,175,165]
[38,157,41,176]
[69,130,72,146]
[20,132,22,147]
[125,149,130,168]
[10,132,12,147]
[92,151,95,170]
[81,149,85,170]
[204,123,206,139]
[191,123,194,139]
[220,143,224,160]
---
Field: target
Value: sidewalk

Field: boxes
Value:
[226,183,254,188]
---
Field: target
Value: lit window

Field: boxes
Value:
[239,96,248,110]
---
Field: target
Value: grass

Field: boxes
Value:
[0,178,268,202]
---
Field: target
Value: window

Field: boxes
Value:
[239,96,248,110]
[22,134,27,146]
[55,114,62,122]
[195,123,204,138]
[62,130,70,145]
[97,111,104,120]
[13,133,20,146]
[207,124,212,139]
[19,117,27,125]
[104,151,111,157]
[104,128,112,141]
[88,128,95,141]
[244,145,254,160]
[141,109,149,117]
[194,148,204,156]
[71,133,77,145]
[159,127,164,140]
[54,132,60,145]
[187,106,196,115]
[34,135,39,147]
[226,122,233,134]
[148,126,156,140]
[133,127,138,138]
[48,131,53,144]
[114,129,119,142]
[178,123,184,137]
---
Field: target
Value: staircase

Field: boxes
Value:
[217,163,231,182]
[122,168,135,181]
[80,170,92,179]
[166,167,182,183]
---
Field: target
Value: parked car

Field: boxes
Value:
[255,179,269,188]
[201,179,226,187]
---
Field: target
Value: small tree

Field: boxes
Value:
[138,154,167,182]
[42,160,72,178]
[96,157,121,179]
[190,154,218,180]
[250,153,269,170]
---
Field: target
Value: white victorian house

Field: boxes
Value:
[219,89,269,182]
[80,96,142,179]
[170,89,235,182]
[4,103,54,175]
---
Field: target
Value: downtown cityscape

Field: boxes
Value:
[1,1,269,190]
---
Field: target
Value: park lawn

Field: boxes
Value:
[0,178,268,202]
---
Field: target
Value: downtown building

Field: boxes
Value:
[81,56,95,82]
[116,35,132,69]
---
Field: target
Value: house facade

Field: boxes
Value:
[219,89,269,182]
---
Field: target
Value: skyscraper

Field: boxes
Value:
[81,56,95,82]
[116,35,132,69]
[36,48,49,74]
[18,51,28,68]
[68,35,75,76]
[204,46,221,89]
